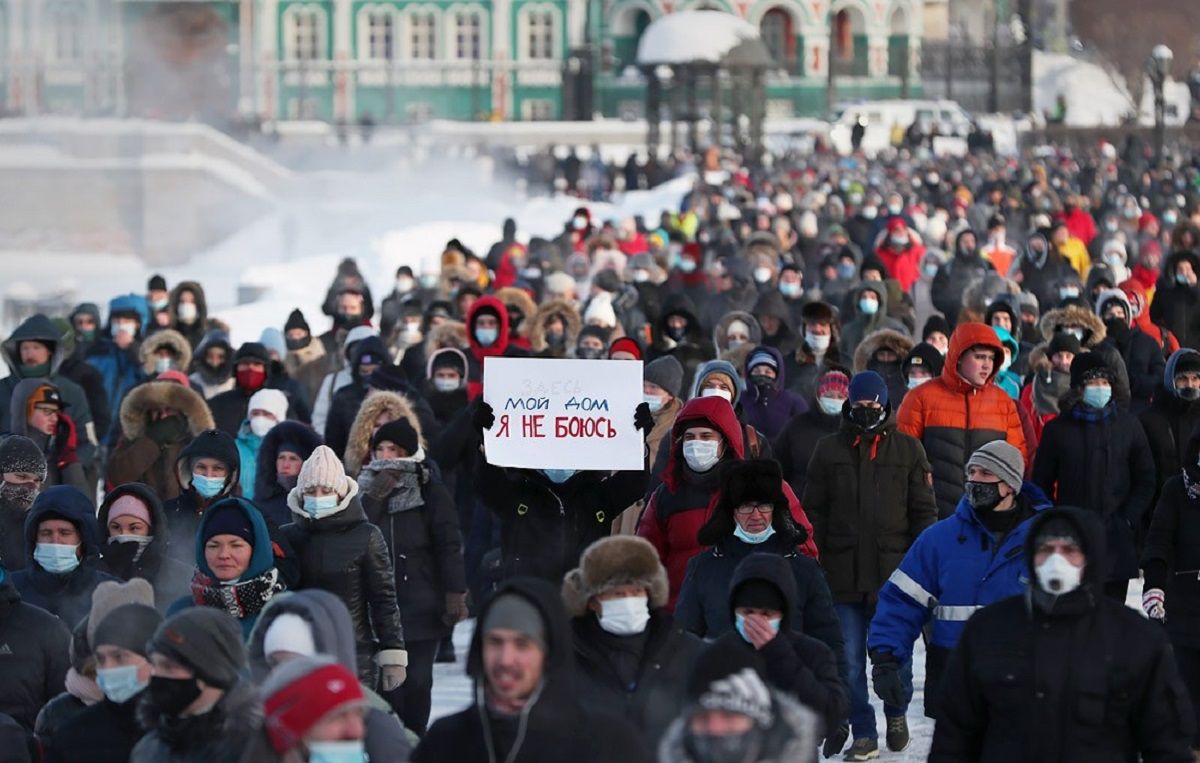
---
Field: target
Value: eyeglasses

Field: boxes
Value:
[33,405,60,417]
[734,503,774,516]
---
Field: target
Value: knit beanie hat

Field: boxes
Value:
[430,348,467,377]
[644,355,684,398]
[608,336,643,360]
[848,371,888,406]
[148,608,246,690]
[262,613,317,660]
[262,656,365,755]
[482,593,546,652]
[298,445,350,495]
[731,579,785,614]
[106,494,153,527]
[544,272,575,295]
[903,343,945,377]
[0,435,47,481]
[284,309,310,335]
[248,389,289,423]
[746,348,778,374]
[371,419,419,456]
[685,645,774,728]
[577,325,612,347]
[234,342,270,364]
[87,577,155,646]
[922,314,952,341]
[259,328,287,360]
[201,503,255,546]
[1047,333,1082,357]
[965,440,1024,493]
[1069,352,1113,389]
[583,294,617,328]
[92,603,162,656]
[1033,514,1084,550]
[816,370,850,399]
[1171,349,1200,379]
[148,274,168,292]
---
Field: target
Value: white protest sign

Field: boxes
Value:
[482,357,644,471]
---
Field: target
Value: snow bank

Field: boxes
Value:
[637,11,760,65]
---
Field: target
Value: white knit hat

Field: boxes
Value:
[297,445,350,494]
[249,388,289,422]
[584,293,617,328]
[263,613,317,659]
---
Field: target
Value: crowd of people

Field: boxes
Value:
[2,134,1200,762]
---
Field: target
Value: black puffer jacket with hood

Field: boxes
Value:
[1142,428,1200,649]
[1139,349,1200,503]
[252,421,323,528]
[246,590,411,761]
[96,483,192,611]
[10,486,118,626]
[280,481,406,678]
[1151,250,1200,351]
[647,293,712,394]
[414,577,654,763]
[839,282,907,368]
[0,571,71,731]
[932,507,1195,762]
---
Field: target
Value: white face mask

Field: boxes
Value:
[701,388,733,402]
[433,377,461,393]
[597,595,650,636]
[753,267,772,284]
[177,302,198,324]
[1035,552,1082,595]
[806,332,831,352]
[249,415,276,438]
[682,440,721,472]
[817,395,844,415]
[396,276,415,292]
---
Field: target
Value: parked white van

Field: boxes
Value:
[828,100,973,155]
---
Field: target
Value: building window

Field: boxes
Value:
[522,98,553,120]
[409,12,437,59]
[47,5,84,63]
[286,8,324,61]
[366,10,395,60]
[526,10,555,60]
[454,11,482,60]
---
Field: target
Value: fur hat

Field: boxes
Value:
[561,536,669,618]
[697,460,798,547]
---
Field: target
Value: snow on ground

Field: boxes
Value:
[637,11,761,66]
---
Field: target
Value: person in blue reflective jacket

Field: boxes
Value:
[866,440,1051,720]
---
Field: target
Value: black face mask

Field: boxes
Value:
[847,405,885,431]
[683,729,761,763]
[1178,386,1200,402]
[546,330,566,348]
[147,675,203,718]
[576,346,604,360]
[1103,318,1130,343]
[0,482,38,511]
[965,480,1004,513]
[666,324,688,341]
[749,373,775,391]
[285,336,310,351]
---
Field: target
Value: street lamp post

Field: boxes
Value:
[1148,43,1173,167]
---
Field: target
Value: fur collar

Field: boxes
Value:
[343,391,424,477]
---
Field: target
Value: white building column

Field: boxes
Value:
[333,0,353,121]
[492,0,512,118]
[868,34,887,77]
[258,0,278,119]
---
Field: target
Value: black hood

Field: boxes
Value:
[658,292,702,341]
[1023,506,1106,590]
[24,485,102,562]
[728,553,799,632]
[467,577,574,695]
[254,421,323,501]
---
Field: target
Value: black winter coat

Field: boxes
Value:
[1140,391,1200,504]
[570,611,702,746]
[324,378,437,461]
[674,535,845,672]
[1143,434,1200,648]
[97,483,192,611]
[131,681,260,763]
[280,489,405,678]
[1032,399,1155,581]
[1103,327,1165,414]
[774,407,842,500]
[480,460,648,584]
[252,420,324,529]
[46,694,142,763]
[0,498,25,572]
[1151,253,1200,351]
[0,579,70,730]
[207,375,311,437]
[802,417,937,602]
[360,458,467,642]
[414,577,655,763]
[933,506,1196,762]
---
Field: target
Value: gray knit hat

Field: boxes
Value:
[87,578,155,646]
[148,608,246,690]
[644,355,684,399]
[965,440,1024,493]
[0,435,47,481]
[93,603,162,657]
[482,593,546,653]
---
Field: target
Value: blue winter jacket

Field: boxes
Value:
[867,482,1051,661]
[86,295,150,435]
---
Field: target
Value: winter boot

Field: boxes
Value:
[885,716,910,752]
[435,635,457,664]
[822,723,849,758]
[844,738,879,761]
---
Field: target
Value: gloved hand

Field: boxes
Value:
[870,650,905,708]
[472,401,495,432]
[375,649,408,691]
[822,723,850,758]
[443,591,470,627]
[634,402,654,433]
[1143,588,1166,622]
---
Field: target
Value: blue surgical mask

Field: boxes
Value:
[733,524,776,545]
[734,613,781,643]
[837,262,856,279]
[191,473,225,499]
[96,664,149,704]
[1082,385,1112,409]
[1178,272,1193,286]
[541,468,576,484]
[643,394,664,414]
[303,494,341,519]
[33,543,80,574]
[817,396,844,415]
[307,740,367,763]
[475,327,498,347]
[858,298,879,316]
[779,282,802,298]
[907,376,930,390]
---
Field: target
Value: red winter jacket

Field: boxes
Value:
[465,295,512,401]
[875,235,925,293]
[637,396,817,610]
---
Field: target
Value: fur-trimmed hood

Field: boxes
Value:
[1039,304,1107,348]
[1027,343,1052,374]
[713,311,763,356]
[528,298,583,354]
[118,380,214,439]
[342,390,425,477]
[138,329,193,375]
[852,328,914,373]
[422,320,468,360]
[561,535,669,618]
[658,687,820,763]
[494,287,538,340]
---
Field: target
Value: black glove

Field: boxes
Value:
[634,402,654,433]
[472,401,495,432]
[870,650,905,708]
[822,723,850,759]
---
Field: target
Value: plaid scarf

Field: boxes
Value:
[190,567,284,621]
